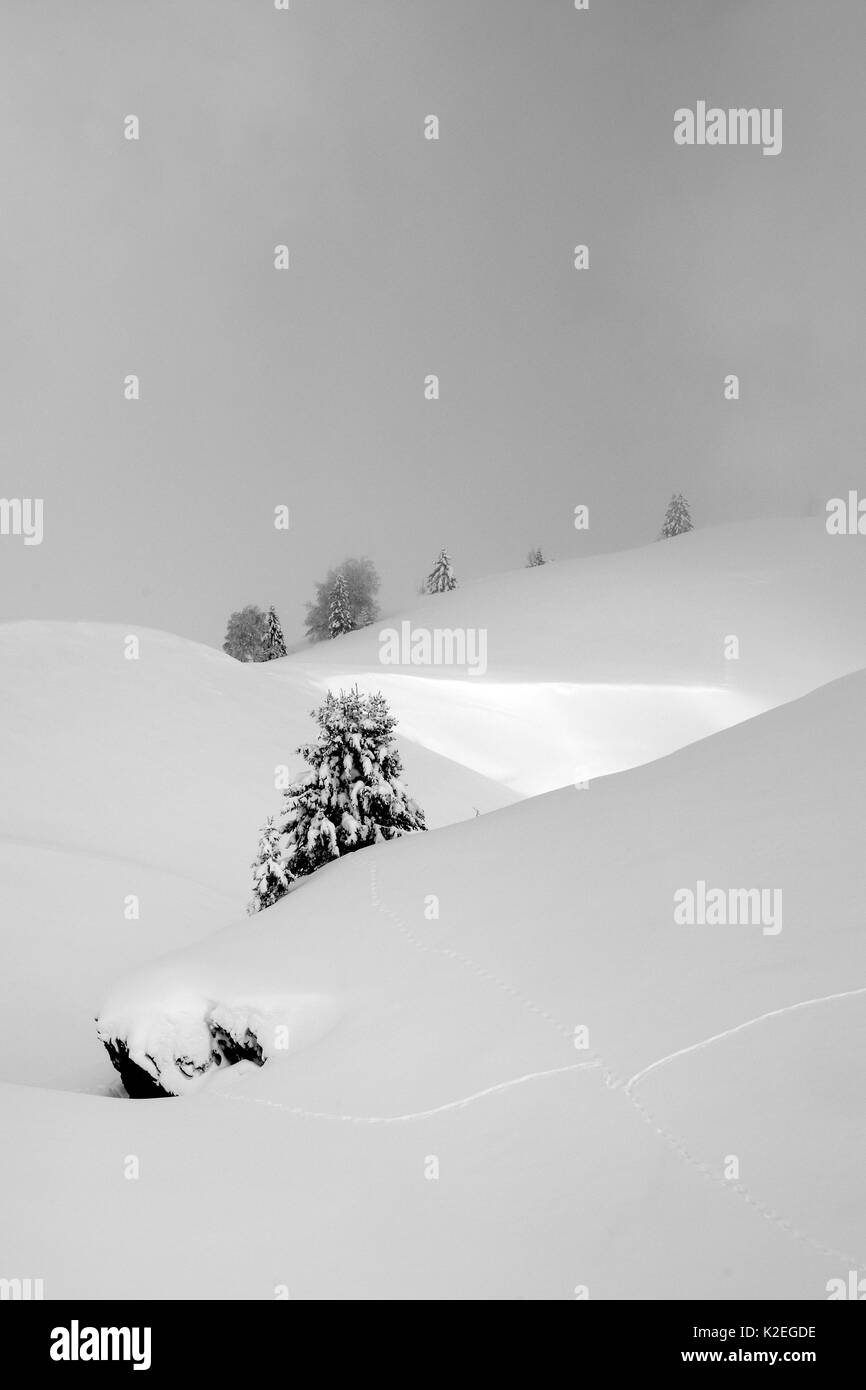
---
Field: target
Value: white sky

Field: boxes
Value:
[1,0,863,646]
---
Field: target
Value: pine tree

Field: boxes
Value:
[425,548,457,593]
[659,493,693,539]
[526,547,546,567]
[328,573,354,638]
[248,688,426,909]
[305,558,380,642]
[247,817,290,915]
[266,605,287,660]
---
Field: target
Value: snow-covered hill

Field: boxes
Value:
[8,517,865,1092]
[288,517,866,790]
[2,517,866,1298]
[7,667,866,1297]
[0,622,513,1090]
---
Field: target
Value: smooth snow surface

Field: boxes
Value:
[3,519,866,1297]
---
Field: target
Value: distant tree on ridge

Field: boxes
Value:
[223,605,269,662]
[659,493,693,539]
[425,548,458,593]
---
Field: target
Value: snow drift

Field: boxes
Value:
[3,517,866,1297]
[85,666,866,1294]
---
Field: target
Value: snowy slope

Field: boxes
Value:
[98,667,866,1108]
[0,621,511,895]
[4,518,864,896]
[10,668,865,1298]
[3,517,866,1092]
[283,518,866,790]
[0,623,513,1091]
[3,517,866,1298]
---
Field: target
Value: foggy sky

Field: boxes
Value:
[1,0,864,647]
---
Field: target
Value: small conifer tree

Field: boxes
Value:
[266,605,287,659]
[425,548,458,593]
[247,817,290,915]
[247,688,426,911]
[328,574,354,638]
[659,493,694,539]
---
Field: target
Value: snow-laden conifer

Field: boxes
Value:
[425,548,457,593]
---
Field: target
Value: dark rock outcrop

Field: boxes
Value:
[102,1038,173,1098]
[102,1019,266,1097]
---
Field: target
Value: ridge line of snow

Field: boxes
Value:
[624,986,866,1094]
[210,1060,599,1124]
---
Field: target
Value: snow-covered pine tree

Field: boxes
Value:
[328,573,354,638]
[659,492,693,539]
[252,687,426,902]
[526,547,546,567]
[305,558,380,642]
[425,548,458,593]
[247,816,290,915]
[266,605,287,659]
